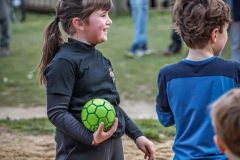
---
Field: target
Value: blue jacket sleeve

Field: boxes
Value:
[156,68,175,127]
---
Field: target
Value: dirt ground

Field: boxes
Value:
[0,100,174,160]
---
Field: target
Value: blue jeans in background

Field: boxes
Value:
[129,0,148,52]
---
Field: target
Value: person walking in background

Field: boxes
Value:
[125,0,154,58]
[0,0,11,56]
[224,0,240,62]
[37,0,155,159]
[163,0,182,56]
[211,88,240,160]
[163,29,182,56]
[155,0,240,159]
[161,0,169,8]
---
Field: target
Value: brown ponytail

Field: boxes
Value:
[37,2,64,86]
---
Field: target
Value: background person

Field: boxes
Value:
[224,0,240,62]
[163,0,182,56]
[0,0,11,56]
[125,0,154,58]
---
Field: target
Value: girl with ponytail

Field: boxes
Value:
[37,0,155,159]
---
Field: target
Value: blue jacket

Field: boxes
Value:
[156,57,240,159]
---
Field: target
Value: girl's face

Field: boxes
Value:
[83,10,112,45]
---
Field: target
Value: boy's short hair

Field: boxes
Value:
[173,0,231,49]
[211,88,240,157]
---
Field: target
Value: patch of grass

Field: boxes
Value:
[134,119,175,142]
[0,118,54,135]
[0,118,175,141]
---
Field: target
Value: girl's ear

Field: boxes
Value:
[213,135,226,153]
[72,18,84,31]
[210,28,219,43]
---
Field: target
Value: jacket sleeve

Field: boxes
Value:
[47,94,93,145]
[118,107,144,141]
[156,69,175,127]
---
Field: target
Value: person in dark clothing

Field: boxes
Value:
[223,0,240,62]
[163,0,182,56]
[37,0,155,160]
[0,0,11,56]
[163,29,182,56]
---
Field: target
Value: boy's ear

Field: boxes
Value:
[210,28,219,43]
[213,135,226,153]
[72,18,84,31]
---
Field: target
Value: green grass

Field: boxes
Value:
[0,118,54,136]
[0,118,175,141]
[134,119,175,141]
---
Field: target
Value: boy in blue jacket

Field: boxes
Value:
[156,0,240,159]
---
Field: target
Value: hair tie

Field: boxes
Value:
[55,17,59,23]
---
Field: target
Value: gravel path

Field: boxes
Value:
[0,100,158,120]
[0,100,174,160]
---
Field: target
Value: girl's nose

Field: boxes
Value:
[107,16,112,25]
